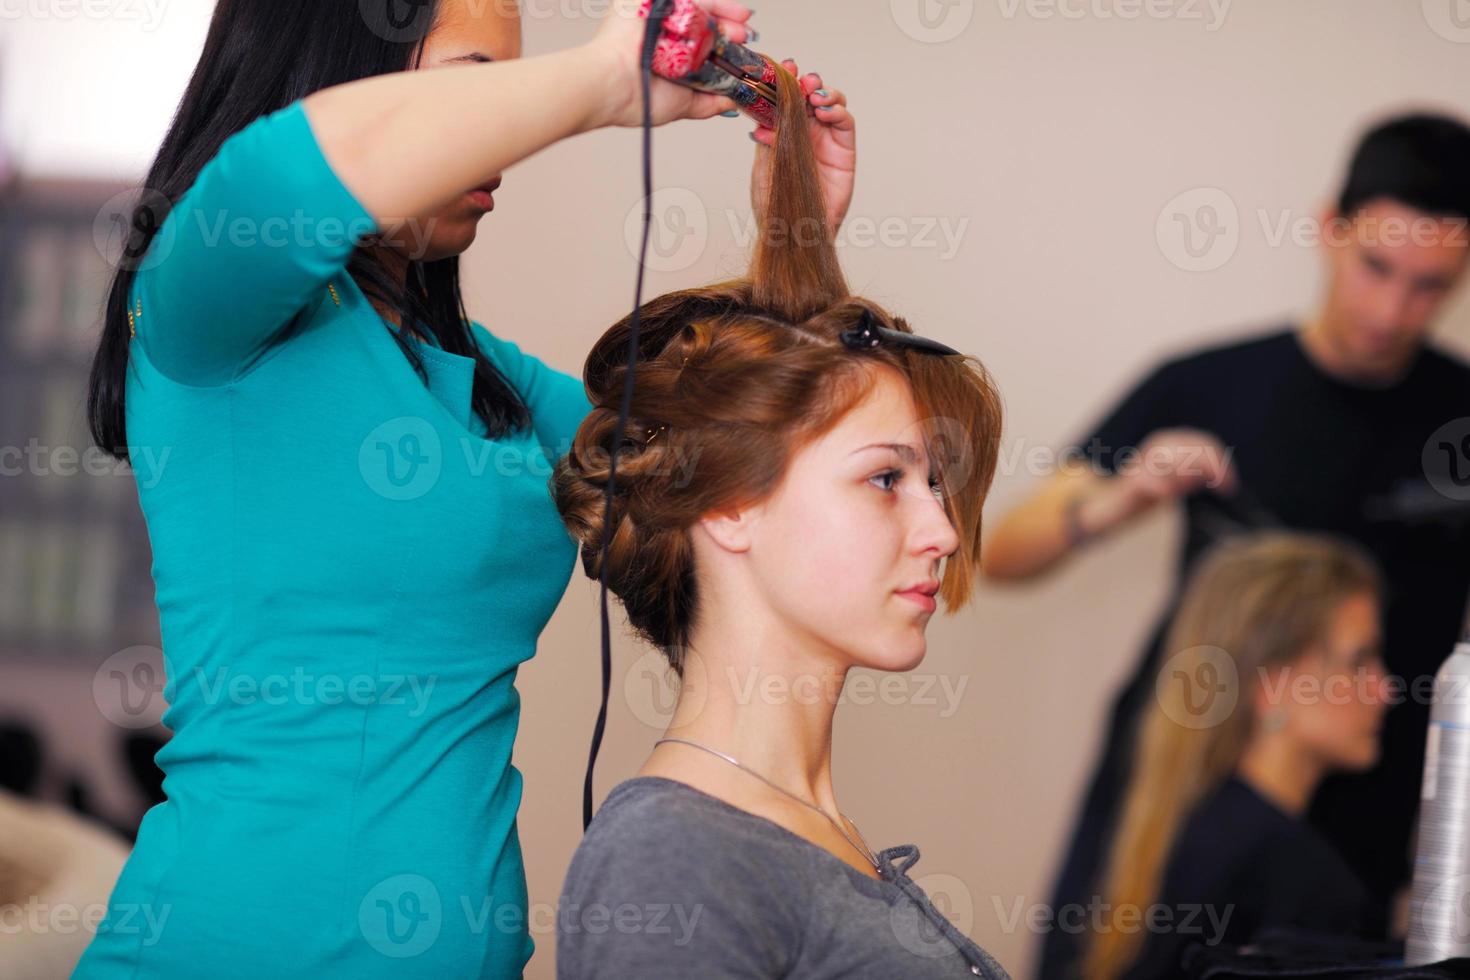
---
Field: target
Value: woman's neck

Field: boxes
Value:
[653,628,847,814]
[367,246,410,332]
[1236,734,1323,817]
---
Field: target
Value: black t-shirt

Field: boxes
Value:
[1055,327,1470,934]
[1120,776,1370,980]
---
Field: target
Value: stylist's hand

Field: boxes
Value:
[1066,428,1236,543]
[1105,427,1238,518]
[750,60,856,236]
[593,0,755,127]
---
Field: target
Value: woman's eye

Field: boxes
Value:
[869,469,902,492]
[869,469,947,496]
[868,469,946,497]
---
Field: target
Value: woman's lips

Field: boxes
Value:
[897,590,937,612]
[467,178,502,212]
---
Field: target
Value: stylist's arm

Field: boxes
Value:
[304,0,755,229]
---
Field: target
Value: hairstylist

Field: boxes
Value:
[985,113,1470,979]
[78,1,856,976]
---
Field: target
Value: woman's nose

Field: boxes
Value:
[1369,669,1396,708]
[916,494,961,558]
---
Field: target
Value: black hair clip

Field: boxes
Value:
[839,308,960,357]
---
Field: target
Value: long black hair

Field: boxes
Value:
[88,0,531,459]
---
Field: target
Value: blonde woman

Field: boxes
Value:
[1078,532,1391,980]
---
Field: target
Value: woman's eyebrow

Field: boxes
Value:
[444,52,494,64]
[850,443,920,463]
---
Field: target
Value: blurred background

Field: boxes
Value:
[2,1,1468,977]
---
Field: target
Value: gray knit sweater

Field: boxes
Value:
[556,776,1012,979]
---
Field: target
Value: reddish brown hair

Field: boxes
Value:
[552,66,1004,673]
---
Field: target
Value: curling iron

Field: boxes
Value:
[639,0,780,128]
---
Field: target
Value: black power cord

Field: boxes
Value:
[584,0,673,832]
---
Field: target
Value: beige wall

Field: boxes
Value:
[476,3,1470,977]
[10,2,1468,977]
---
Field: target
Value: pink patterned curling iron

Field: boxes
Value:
[638,0,780,128]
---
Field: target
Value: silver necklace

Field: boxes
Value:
[654,736,881,872]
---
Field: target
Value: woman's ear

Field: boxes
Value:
[1251,662,1296,728]
[697,503,761,555]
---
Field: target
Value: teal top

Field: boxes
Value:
[74,100,592,978]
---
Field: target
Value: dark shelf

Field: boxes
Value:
[1,178,162,663]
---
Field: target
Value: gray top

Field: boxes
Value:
[556,776,1011,979]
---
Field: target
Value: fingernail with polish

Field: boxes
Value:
[721,109,740,117]
[815,88,829,97]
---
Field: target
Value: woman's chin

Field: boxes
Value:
[1353,740,1382,770]
[432,235,479,262]
[417,216,485,262]
[859,638,929,674]
[1331,739,1381,773]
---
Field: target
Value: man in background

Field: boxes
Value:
[982,112,1470,977]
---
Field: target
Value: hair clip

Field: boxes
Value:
[644,422,669,446]
[839,308,960,357]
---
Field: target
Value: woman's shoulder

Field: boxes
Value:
[563,776,835,919]
[1178,778,1368,931]
[465,319,591,451]
[557,777,813,976]
[571,776,825,879]
[1249,810,1365,893]
[465,320,572,389]
[1167,777,1334,898]
[1207,779,1355,873]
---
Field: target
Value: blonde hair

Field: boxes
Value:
[1083,531,1382,980]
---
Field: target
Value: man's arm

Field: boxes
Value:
[982,428,1237,583]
